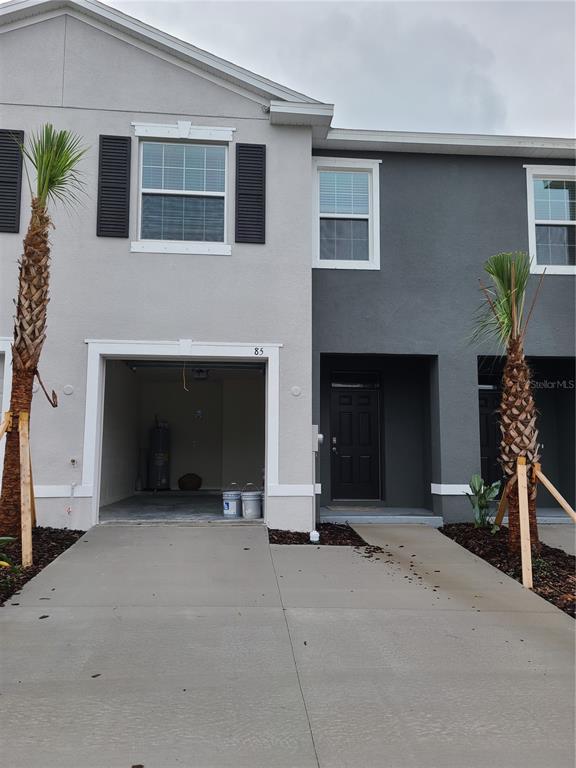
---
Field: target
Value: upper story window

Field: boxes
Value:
[313,157,380,270]
[525,165,576,275]
[130,121,235,255]
[140,141,226,243]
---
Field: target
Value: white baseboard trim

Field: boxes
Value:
[34,484,93,498]
[268,484,315,497]
[33,483,317,499]
[431,483,469,495]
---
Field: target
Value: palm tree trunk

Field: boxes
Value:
[0,199,50,537]
[499,338,540,553]
[0,372,35,535]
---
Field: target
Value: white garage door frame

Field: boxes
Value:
[83,338,294,526]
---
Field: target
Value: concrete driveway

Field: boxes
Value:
[1,524,574,768]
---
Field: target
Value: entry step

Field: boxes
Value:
[320,511,443,527]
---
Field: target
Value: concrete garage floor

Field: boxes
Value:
[100,491,228,522]
[1,525,574,768]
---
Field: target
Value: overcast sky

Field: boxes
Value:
[107,0,574,137]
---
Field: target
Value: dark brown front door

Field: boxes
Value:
[331,388,380,500]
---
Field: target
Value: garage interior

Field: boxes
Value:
[98,359,265,522]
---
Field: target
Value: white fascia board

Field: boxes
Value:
[269,100,334,129]
[132,121,235,143]
[0,0,320,104]
[317,128,576,158]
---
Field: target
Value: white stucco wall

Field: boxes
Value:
[0,12,315,530]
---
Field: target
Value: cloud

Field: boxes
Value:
[109,0,574,136]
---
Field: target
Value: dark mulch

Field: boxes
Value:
[268,522,369,547]
[440,523,576,618]
[1,527,83,606]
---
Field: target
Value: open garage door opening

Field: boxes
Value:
[98,359,265,522]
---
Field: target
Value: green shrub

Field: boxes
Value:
[466,475,501,531]
[0,536,15,568]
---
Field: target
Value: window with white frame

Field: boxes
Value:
[140,141,226,243]
[313,158,380,269]
[525,165,576,274]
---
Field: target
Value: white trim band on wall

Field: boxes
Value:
[132,121,236,142]
[130,241,232,256]
[0,337,13,479]
[268,484,316,497]
[431,483,469,495]
[34,485,93,498]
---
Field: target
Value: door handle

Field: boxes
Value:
[332,446,338,454]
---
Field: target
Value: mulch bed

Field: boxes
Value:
[1,527,83,606]
[440,523,575,618]
[268,522,369,546]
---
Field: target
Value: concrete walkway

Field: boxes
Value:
[1,524,574,767]
[540,523,576,556]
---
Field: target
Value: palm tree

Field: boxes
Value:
[0,125,86,536]
[475,251,543,553]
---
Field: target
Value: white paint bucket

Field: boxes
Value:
[222,490,241,517]
[241,490,262,520]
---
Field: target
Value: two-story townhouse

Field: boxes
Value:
[312,137,575,522]
[1,0,574,532]
[0,0,334,531]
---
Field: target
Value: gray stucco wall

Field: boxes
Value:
[313,151,575,520]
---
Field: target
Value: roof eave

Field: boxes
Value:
[269,101,334,136]
[315,128,576,159]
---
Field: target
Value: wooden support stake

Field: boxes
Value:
[494,476,517,528]
[19,412,33,568]
[0,411,12,441]
[494,488,508,528]
[517,457,532,589]
[536,469,576,524]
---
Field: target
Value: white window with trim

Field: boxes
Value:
[313,157,380,270]
[131,121,234,255]
[525,165,576,274]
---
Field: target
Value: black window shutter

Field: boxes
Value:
[97,135,131,238]
[235,143,266,244]
[0,129,24,233]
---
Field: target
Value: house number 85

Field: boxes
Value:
[254,347,264,356]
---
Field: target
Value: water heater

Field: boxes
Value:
[148,418,170,490]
